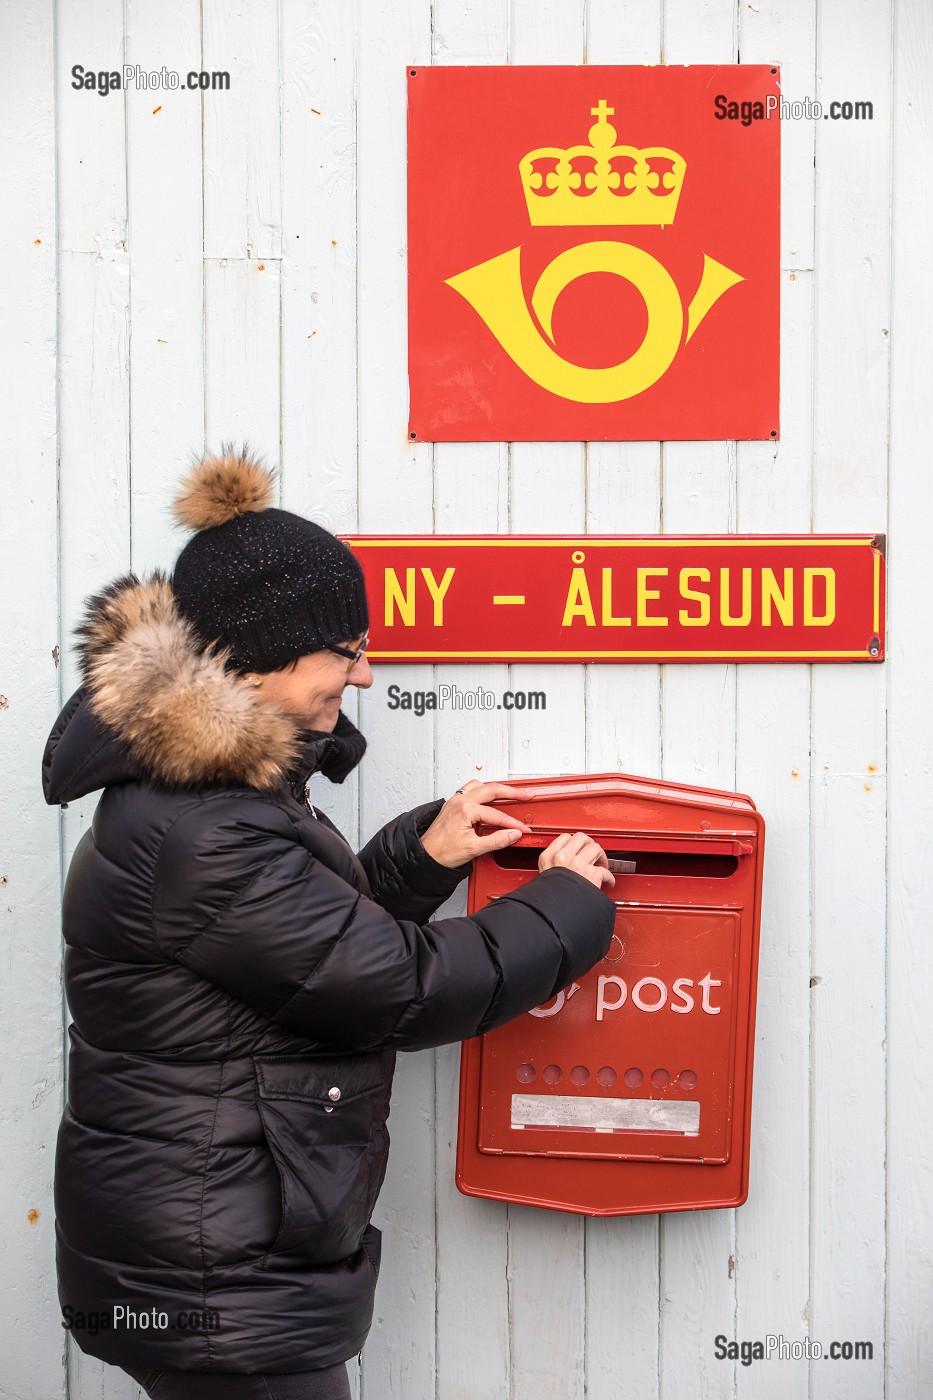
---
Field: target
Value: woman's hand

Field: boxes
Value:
[538,831,616,893]
[419,780,533,869]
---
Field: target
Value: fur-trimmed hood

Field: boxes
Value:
[43,573,365,802]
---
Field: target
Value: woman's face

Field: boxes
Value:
[248,634,373,731]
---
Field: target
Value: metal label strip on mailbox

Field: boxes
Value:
[511,1095,701,1135]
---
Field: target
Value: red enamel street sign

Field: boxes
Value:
[342,535,885,663]
[408,65,780,441]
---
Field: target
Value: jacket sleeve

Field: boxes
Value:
[151,796,614,1052]
[356,799,471,922]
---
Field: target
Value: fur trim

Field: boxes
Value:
[76,572,302,790]
[173,442,276,531]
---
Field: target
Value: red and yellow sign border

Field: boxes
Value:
[343,534,885,663]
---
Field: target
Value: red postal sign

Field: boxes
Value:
[408,65,780,442]
[343,536,885,663]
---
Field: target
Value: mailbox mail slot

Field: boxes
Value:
[456,773,765,1216]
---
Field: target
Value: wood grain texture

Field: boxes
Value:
[203,0,282,260]
[809,0,890,1394]
[733,271,813,1400]
[291,0,363,860]
[0,3,64,1396]
[732,0,817,1390]
[886,0,933,1394]
[123,0,205,576]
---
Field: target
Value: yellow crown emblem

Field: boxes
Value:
[520,100,686,227]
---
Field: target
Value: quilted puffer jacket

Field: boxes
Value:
[42,575,615,1375]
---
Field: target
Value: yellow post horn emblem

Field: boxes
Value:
[446,244,743,405]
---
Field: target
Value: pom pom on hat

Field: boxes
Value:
[173,443,276,531]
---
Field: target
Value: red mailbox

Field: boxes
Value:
[456,773,765,1216]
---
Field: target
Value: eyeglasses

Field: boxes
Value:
[325,633,370,672]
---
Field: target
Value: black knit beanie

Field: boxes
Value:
[171,445,369,672]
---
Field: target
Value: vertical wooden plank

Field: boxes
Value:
[356,5,436,1398]
[582,6,664,1399]
[57,7,133,1397]
[357,9,432,531]
[202,0,283,453]
[56,0,132,816]
[432,0,509,61]
[731,0,817,1394]
[741,0,816,271]
[203,0,282,259]
[809,1,891,1395]
[57,0,127,255]
[506,11,588,1400]
[659,4,738,1398]
[0,5,63,1399]
[203,258,281,450]
[280,1,358,527]
[733,277,814,1400]
[124,0,205,575]
[283,1,362,858]
[58,255,135,1400]
[886,1,933,1392]
[430,7,511,1397]
[510,0,583,58]
[57,245,132,885]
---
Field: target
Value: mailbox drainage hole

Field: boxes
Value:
[678,1069,698,1090]
[516,1063,536,1083]
[542,1064,563,1085]
[623,1067,644,1088]
[596,1066,617,1088]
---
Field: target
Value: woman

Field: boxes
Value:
[43,447,616,1399]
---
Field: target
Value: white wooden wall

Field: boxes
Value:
[2,1,931,1397]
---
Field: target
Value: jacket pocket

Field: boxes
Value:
[254,1053,391,1269]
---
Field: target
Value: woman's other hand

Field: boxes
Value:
[538,832,616,893]
[419,781,533,869]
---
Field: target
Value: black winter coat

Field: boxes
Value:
[43,575,615,1375]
